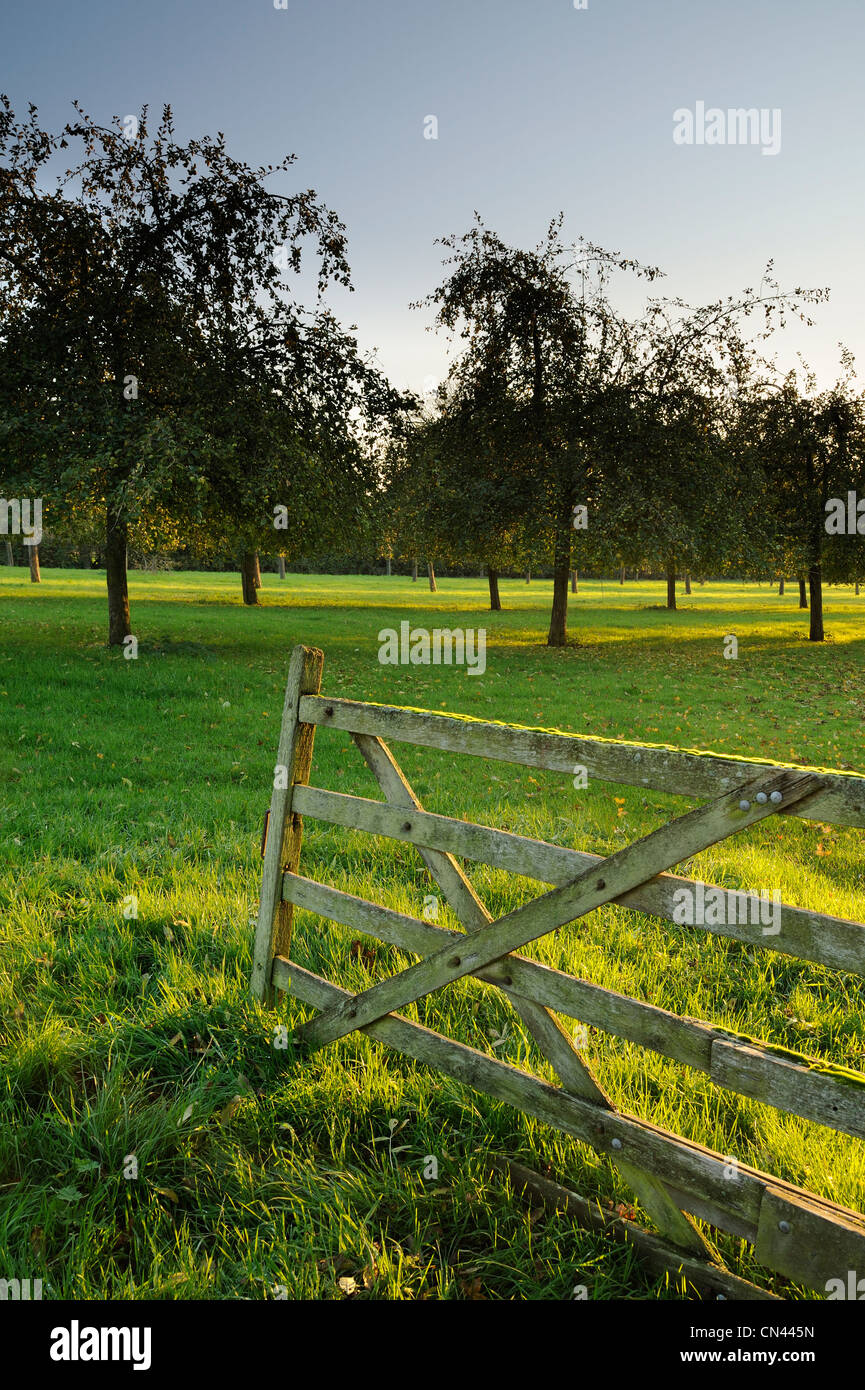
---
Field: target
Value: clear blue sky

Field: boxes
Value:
[3,0,863,393]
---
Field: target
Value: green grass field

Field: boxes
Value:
[2,567,865,1300]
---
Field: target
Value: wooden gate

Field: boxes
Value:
[252,644,865,1299]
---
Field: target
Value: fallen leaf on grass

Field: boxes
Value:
[350,940,376,968]
[337,1275,359,1296]
[217,1096,243,1126]
[458,1276,486,1300]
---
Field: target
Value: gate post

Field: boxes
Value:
[251,644,324,1004]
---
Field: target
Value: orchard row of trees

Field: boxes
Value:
[1,101,863,646]
[383,220,865,644]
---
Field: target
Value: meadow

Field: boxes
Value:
[1,567,864,1300]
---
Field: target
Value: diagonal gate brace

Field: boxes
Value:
[296,768,821,1053]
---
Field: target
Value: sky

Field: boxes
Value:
[2,0,864,395]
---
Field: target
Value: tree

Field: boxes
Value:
[748,359,865,640]
[600,263,828,610]
[602,384,730,609]
[382,407,456,595]
[395,390,536,611]
[414,215,662,645]
[0,97,357,642]
[187,305,410,606]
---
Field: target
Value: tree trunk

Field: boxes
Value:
[385,556,392,576]
[698,577,705,585]
[666,562,677,611]
[488,568,501,611]
[427,561,437,593]
[571,569,578,594]
[684,572,691,595]
[27,545,41,583]
[798,577,808,609]
[808,564,824,641]
[548,571,569,645]
[547,508,572,646]
[106,510,132,646]
[253,553,262,588]
[619,566,625,585]
[241,552,261,606]
[278,556,286,579]
[4,540,13,565]
[525,569,531,584]
[856,580,861,596]
[411,559,418,582]
[778,577,785,595]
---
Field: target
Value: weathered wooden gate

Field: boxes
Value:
[252,644,865,1299]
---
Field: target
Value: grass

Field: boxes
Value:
[1,566,864,1300]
